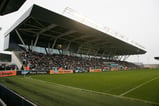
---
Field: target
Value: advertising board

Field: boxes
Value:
[0,71,16,77]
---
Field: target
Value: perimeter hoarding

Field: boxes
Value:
[50,67,73,74]
[21,70,50,75]
[0,71,16,77]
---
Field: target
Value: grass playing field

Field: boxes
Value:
[0,69,159,106]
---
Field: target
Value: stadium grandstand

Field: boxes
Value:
[0,0,146,73]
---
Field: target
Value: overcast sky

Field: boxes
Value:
[0,0,159,64]
[64,0,159,64]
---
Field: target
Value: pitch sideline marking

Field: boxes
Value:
[24,77,159,105]
[119,75,159,97]
[0,98,6,106]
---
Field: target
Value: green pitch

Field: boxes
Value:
[0,69,159,106]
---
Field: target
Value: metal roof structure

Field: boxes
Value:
[4,4,146,58]
[0,0,26,15]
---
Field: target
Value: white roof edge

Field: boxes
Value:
[61,7,146,51]
[3,5,34,36]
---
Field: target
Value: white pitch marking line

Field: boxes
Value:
[119,75,159,97]
[25,77,159,105]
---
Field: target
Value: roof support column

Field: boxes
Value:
[95,49,100,57]
[66,41,71,51]
[51,38,57,49]
[31,40,34,51]
[64,41,71,55]
[45,47,48,55]
[15,30,28,51]
[32,34,39,51]
[101,50,106,58]
[48,43,51,54]
[118,56,123,61]
[116,56,121,60]
[123,55,130,61]
[51,38,57,54]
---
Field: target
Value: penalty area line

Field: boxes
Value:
[119,75,159,97]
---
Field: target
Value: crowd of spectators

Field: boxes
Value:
[20,51,138,71]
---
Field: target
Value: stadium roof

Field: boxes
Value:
[4,4,146,57]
